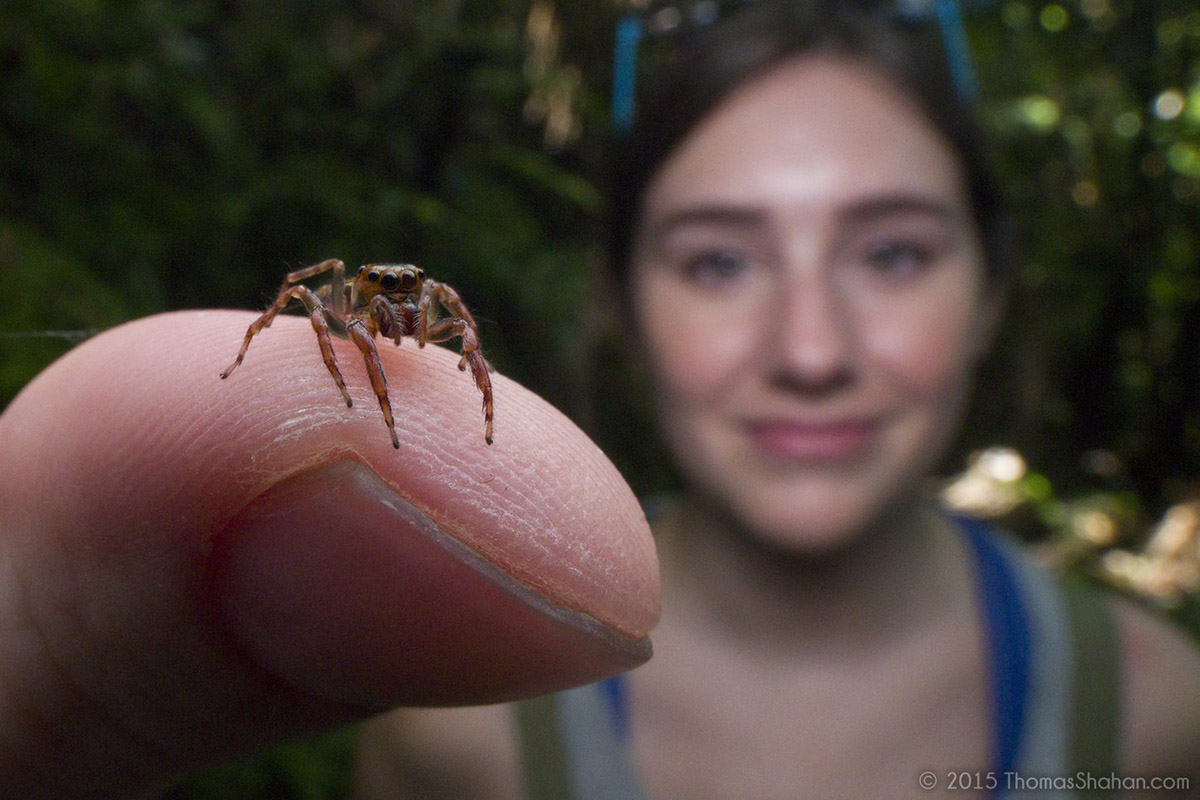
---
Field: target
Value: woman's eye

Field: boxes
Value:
[863,240,933,277]
[680,251,748,286]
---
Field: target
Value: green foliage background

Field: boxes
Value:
[3,0,1198,504]
[0,0,611,419]
[3,0,1200,501]
[971,1,1200,511]
[1,0,1199,796]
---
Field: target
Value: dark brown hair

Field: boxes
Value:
[606,1,1009,290]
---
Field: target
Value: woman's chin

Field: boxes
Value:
[715,490,887,559]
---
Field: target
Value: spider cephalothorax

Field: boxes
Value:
[221,258,493,447]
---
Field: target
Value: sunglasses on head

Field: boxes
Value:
[612,0,981,132]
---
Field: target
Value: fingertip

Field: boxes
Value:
[210,460,651,707]
[2,309,660,690]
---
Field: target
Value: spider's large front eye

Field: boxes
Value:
[366,270,380,282]
[380,272,400,291]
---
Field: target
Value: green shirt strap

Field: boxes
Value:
[1064,579,1121,794]
[515,693,573,800]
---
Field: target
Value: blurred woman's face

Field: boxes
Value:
[631,56,1000,553]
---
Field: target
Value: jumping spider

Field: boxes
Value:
[220,259,493,447]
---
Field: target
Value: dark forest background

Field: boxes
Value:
[2,1,1198,796]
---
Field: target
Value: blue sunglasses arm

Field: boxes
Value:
[612,14,643,133]
[611,1,978,132]
[934,0,979,104]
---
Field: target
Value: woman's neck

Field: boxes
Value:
[659,493,973,661]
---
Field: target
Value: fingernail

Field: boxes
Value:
[207,461,649,709]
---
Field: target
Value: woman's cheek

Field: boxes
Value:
[866,300,980,397]
[643,300,764,400]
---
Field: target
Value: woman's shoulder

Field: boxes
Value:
[946,515,1200,782]
[1110,596,1200,781]
[986,520,1200,779]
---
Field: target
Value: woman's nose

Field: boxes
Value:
[767,271,855,392]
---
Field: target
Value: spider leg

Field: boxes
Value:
[283,258,347,318]
[420,282,492,372]
[307,303,353,408]
[416,291,436,348]
[221,285,354,408]
[416,280,479,350]
[220,285,306,378]
[346,318,400,449]
[424,317,493,445]
[220,259,347,379]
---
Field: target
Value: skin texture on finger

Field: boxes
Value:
[0,309,658,798]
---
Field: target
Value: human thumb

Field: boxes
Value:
[0,310,658,798]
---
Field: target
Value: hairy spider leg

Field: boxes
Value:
[220,285,354,409]
[220,257,348,380]
[282,258,348,318]
[307,304,353,408]
[416,281,494,376]
[423,314,494,446]
[415,281,478,349]
[345,318,400,449]
[415,281,493,445]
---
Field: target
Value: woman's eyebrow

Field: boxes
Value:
[836,193,963,227]
[641,205,767,240]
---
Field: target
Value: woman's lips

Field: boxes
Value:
[743,418,879,461]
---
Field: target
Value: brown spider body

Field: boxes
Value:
[221,259,494,447]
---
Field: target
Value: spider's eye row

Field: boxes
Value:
[380,272,400,291]
[366,270,380,282]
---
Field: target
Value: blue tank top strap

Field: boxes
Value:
[987,528,1074,788]
[599,673,631,742]
[955,514,1032,787]
[958,515,1119,798]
